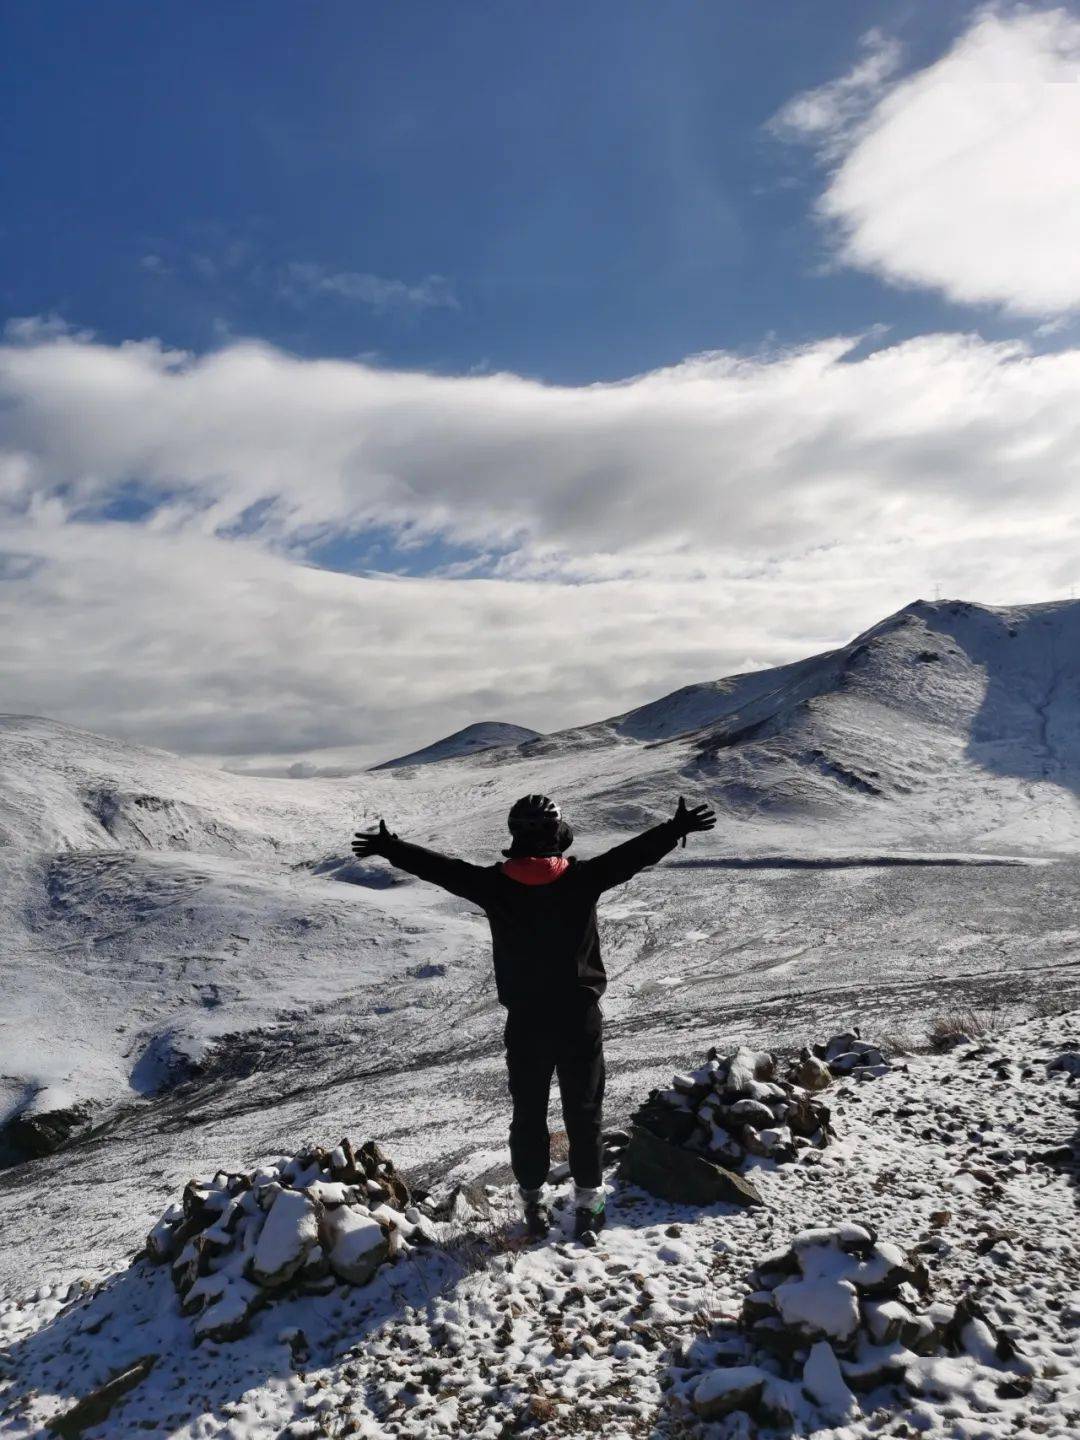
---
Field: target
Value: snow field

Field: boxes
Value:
[1,1009,1078,1438]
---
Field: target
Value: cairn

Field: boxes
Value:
[145,1139,435,1341]
[670,1222,1027,1427]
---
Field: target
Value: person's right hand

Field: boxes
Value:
[352,818,395,858]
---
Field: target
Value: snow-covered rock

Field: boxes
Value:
[251,1191,320,1288]
[320,1207,389,1285]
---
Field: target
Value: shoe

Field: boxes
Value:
[520,1188,551,1239]
[573,1194,606,1244]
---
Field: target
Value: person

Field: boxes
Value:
[351,792,716,1241]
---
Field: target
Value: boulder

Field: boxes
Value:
[620,1124,764,1208]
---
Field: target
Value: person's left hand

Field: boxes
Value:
[351,818,395,858]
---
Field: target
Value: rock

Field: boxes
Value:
[1047,1052,1080,1077]
[841,1351,907,1392]
[620,1125,764,1207]
[862,1298,913,1344]
[250,1190,320,1288]
[320,1208,390,1284]
[692,1365,767,1419]
[728,1098,777,1129]
[802,1341,858,1421]
[791,1052,833,1091]
[47,1355,157,1437]
[741,1290,778,1326]
[819,1031,860,1062]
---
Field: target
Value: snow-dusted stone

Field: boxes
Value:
[728,1098,776,1129]
[773,1277,861,1344]
[726,1048,775,1092]
[785,1091,832,1142]
[250,1189,320,1288]
[792,1222,874,1255]
[146,1202,185,1262]
[803,1341,859,1421]
[841,1348,908,1392]
[320,1206,389,1284]
[1047,1051,1080,1077]
[863,1298,913,1344]
[692,1365,766,1419]
[852,1242,927,1298]
[193,1277,263,1342]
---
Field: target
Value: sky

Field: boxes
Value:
[2,1,1080,769]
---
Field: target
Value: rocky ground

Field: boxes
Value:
[1,1010,1078,1439]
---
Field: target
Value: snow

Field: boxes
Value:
[773,1275,862,1341]
[802,1339,858,1421]
[2,1008,1080,1436]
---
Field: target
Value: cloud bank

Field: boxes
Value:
[3,320,1080,763]
[774,7,1080,316]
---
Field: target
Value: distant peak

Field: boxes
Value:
[372,721,543,770]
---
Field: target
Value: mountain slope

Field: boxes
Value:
[372,721,542,770]
[4,598,1080,1293]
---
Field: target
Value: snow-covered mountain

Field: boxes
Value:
[2,597,1080,1302]
[372,720,542,770]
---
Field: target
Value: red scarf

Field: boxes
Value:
[500,856,570,886]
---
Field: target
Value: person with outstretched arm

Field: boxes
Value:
[351,793,716,1242]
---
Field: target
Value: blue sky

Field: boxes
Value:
[2,0,1001,383]
[3,3,1080,765]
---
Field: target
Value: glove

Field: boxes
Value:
[672,795,717,847]
[351,818,396,859]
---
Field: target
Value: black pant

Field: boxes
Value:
[503,1002,605,1191]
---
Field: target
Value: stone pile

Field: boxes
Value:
[145,1138,436,1342]
[670,1222,1027,1427]
[632,1044,835,1173]
[809,1029,891,1081]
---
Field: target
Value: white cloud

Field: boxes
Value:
[282,263,459,313]
[768,29,903,157]
[2,322,1080,761]
[773,7,1080,316]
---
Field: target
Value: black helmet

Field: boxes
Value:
[508,794,561,831]
[504,794,573,857]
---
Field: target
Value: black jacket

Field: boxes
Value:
[379,820,681,1012]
